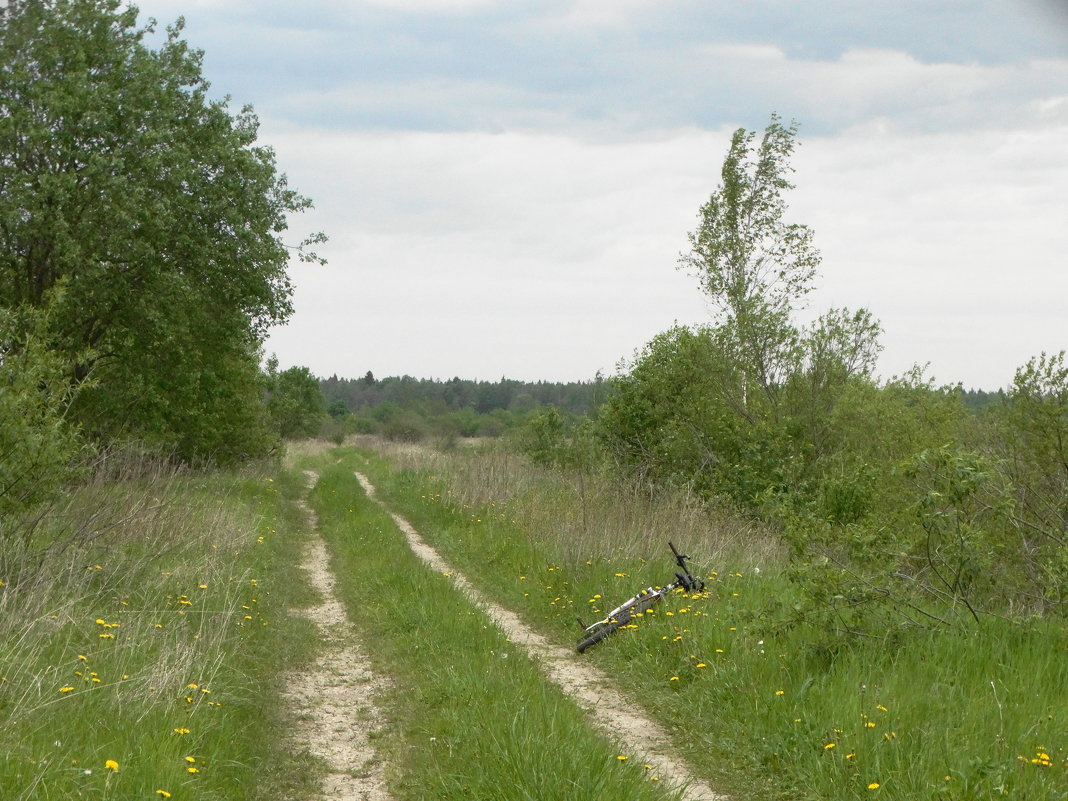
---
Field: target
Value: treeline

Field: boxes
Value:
[518,117,1067,637]
[318,372,604,441]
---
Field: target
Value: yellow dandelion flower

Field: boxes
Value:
[104,759,119,772]
[59,686,74,693]
[184,756,196,763]
[775,690,785,696]
[156,792,171,798]
[824,743,836,750]
[868,782,880,790]
[187,766,199,774]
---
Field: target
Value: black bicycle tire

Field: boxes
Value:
[576,614,630,653]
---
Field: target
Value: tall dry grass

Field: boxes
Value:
[0,449,277,798]
[357,435,783,571]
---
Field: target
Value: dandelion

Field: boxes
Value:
[876,704,888,712]
[185,756,196,763]
[59,686,74,693]
[104,759,119,772]
[187,766,199,774]
[695,663,706,668]
[824,743,836,750]
[173,728,190,735]
[868,782,880,790]
[775,690,785,696]
[865,721,876,728]
[617,755,628,761]
[156,792,172,798]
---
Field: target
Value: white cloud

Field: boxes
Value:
[264,120,1067,387]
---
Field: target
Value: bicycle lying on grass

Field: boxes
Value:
[576,542,706,653]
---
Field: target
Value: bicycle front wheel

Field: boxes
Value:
[576,614,630,653]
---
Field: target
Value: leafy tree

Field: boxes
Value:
[264,359,326,440]
[0,0,324,461]
[0,306,83,522]
[678,113,821,407]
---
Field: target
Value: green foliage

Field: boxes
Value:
[264,358,326,440]
[0,306,84,520]
[320,373,602,444]
[0,0,324,462]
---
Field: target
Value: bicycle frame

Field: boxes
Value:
[576,542,705,653]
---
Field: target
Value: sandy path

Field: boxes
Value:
[354,471,728,801]
[284,471,393,801]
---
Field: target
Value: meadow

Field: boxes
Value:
[4,438,1064,800]
[0,455,322,801]
[349,437,1068,801]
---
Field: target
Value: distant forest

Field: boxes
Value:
[320,372,608,440]
[319,371,1001,443]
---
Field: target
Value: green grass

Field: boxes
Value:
[0,461,322,801]
[351,440,1068,801]
[305,453,684,801]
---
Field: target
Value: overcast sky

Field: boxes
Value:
[133,0,1068,389]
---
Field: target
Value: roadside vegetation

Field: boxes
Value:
[350,438,1067,801]
[0,453,321,801]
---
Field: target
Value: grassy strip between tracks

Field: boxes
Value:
[0,462,322,801]
[344,443,1068,801]
[303,451,683,801]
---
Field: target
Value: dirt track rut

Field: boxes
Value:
[354,470,727,801]
[285,471,392,801]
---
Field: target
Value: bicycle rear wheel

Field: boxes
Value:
[576,614,631,653]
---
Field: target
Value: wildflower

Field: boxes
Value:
[173,728,190,735]
[104,759,119,772]
[617,755,628,761]
[868,782,880,790]
[77,654,88,661]
[156,792,172,798]
[824,743,836,750]
[775,690,785,696]
[59,686,74,693]
[184,756,196,763]
[187,766,199,773]
[876,704,888,712]
[695,662,706,668]
[865,721,876,728]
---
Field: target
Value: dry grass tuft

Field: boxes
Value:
[358,435,783,572]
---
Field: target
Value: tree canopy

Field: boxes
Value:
[0,0,324,461]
